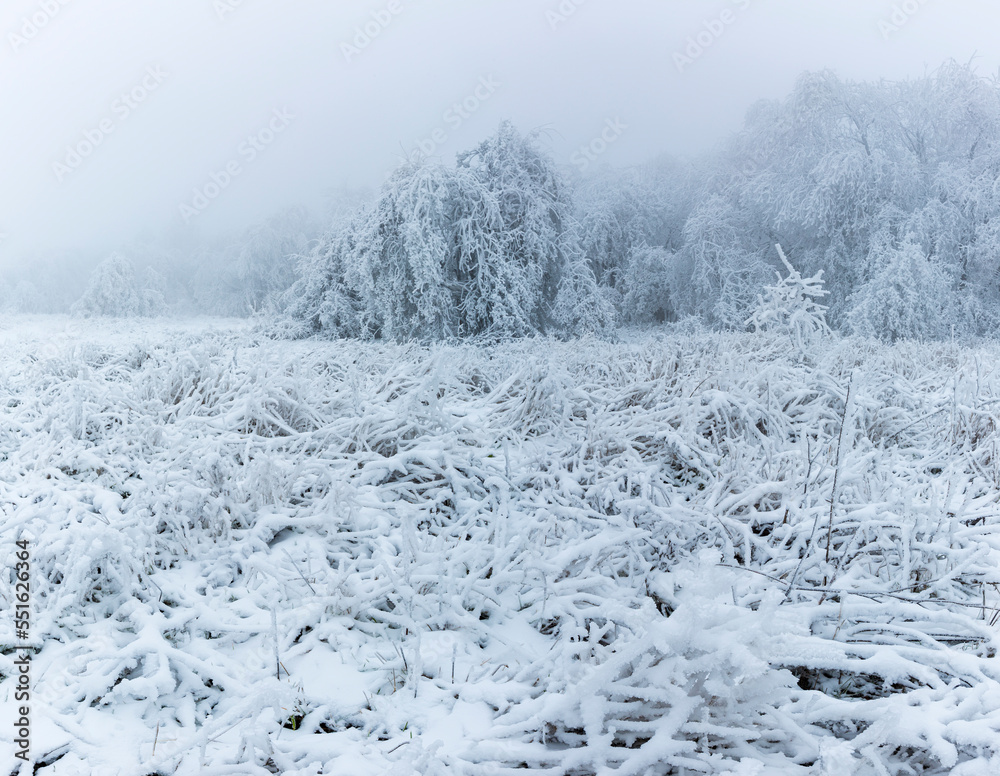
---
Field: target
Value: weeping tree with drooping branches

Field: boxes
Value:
[284,121,603,341]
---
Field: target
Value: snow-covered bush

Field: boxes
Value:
[71,253,166,318]
[748,243,831,354]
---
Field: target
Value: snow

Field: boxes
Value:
[2,315,1000,774]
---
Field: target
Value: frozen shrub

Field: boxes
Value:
[748,243,831,354]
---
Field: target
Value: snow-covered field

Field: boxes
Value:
[3,317,1000,775]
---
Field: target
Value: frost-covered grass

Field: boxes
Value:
[2,317,1000,775]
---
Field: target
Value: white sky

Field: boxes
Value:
[1,0,998,263]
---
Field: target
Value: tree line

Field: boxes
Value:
[9,61,999,343]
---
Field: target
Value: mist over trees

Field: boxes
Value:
[191,205,319,316]
[677,60,1000,339]
[6,61,999,344]
[278,61,1000,342]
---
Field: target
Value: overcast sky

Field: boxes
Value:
[1,0,998,265]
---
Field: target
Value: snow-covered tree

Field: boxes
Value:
[139,266,167,316]
[676,195,772,329]
[278,218,365,338]
[191,242,244,316]
[347,160,460,340]
[284,122,578,341]
[451,121,573,337]
[574,167,667,292]
[277,63,1000,342]
[0,279,42,314]
[846,236,955,342]
[651,61,1000,337]
[185,208,318,317]
[236,206,315,314]
[71,253,164,318]
[551,252,616,336]
[618,245,677,325]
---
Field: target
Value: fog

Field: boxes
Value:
[2,0,998,267]
[10,7,1000,770]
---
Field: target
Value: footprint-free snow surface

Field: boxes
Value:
[3,317,1000,775]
